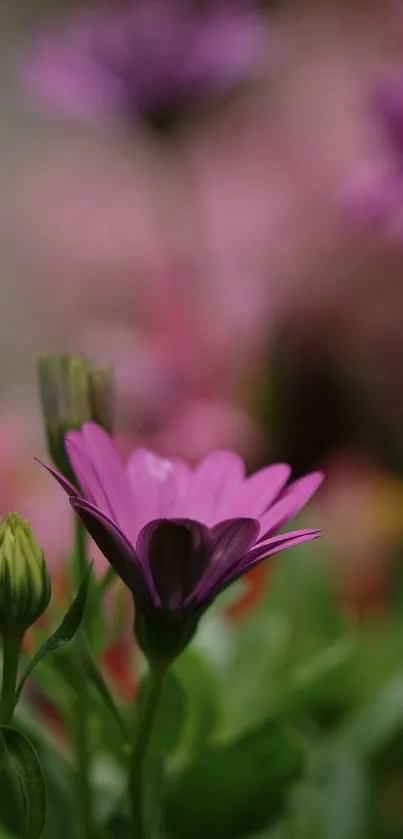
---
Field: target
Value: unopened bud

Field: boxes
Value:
[87,364,114,435]
[38,354,114,480]
[0,514,51,635]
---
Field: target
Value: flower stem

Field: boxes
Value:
[129,665,168,839]
[0,633,22,724]
[75,517,89,590]
[72,521,96,839]
[73,666,96,839]
[74,517,96,646]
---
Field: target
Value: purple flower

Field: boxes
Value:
[342,72,403,241]
[22,0,268,127]
[374,74,403,157]
[43,422,322,661]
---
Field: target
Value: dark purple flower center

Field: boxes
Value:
[138,519,212,609]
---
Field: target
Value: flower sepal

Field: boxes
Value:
[134,603,201,668]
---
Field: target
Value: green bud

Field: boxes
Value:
[87,364,114,435]
[0,514,51,635]
[38,354,114,480]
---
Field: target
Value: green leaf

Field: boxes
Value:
[320,743,370,839]
[165,718,303,839]
[345,674,403,757]
[0,825,19,839]
[290,640,353,695]
[0,728,24,836]
[15,567,92,704]
[173,649,221,754]
[248,831,284,839]
[76,633,128,740]
[0,726,46,839]
[138,671,187,756]
[286,640,355,723]
[266,541,344,651]
[255,828,286,839]
[11,713,73,839]
[98,567,117,596]
[286,782,324,839]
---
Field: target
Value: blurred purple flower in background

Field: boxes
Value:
[375,74,403,156]
[22,0,268,125]
[343,71,403,243]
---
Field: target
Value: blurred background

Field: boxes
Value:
[4,1,403,834]
[1,0,403,610]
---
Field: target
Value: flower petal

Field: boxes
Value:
[66,423,136,540]
[182,451,245,526]
[195,518,260,599]
[241,529,320,570]
[258,472,324,540]
[71,497,148,597]
[127,450,191,531]
[222,463,291,519]
[66,433,108,507]
[136,518,212,610]
[211,529,321,598]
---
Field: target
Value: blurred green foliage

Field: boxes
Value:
[11,538,403,838]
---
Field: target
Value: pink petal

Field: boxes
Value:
[280,471,324,503]
[221,463,291,519]
[71,497,147,595]
[195,517,259,599]
[242,528,321,569]
[212,528,320,596]
[127,449,191,534]
[65,433,107,507]
[258,472,324,540]
[182,451,245,526]
[66,423,136,540]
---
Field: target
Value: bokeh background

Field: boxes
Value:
[4,2,403,836]
[2,0,403,610]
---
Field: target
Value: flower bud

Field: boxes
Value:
[0,514,51,636]
[38,354,114,480]
[87,364,114,435]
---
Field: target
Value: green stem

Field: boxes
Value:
[129,665,168,839]
[72,521,96,839]
[73,663,96,839]
[75,518,91,641]
[75,518,89,589]
[0,634,22,724]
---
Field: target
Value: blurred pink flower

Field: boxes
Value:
[21,0,268,125]
[75,321,262,466]
[342,71,403,245]
[141,397,262,467]
[11,0,401,493]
